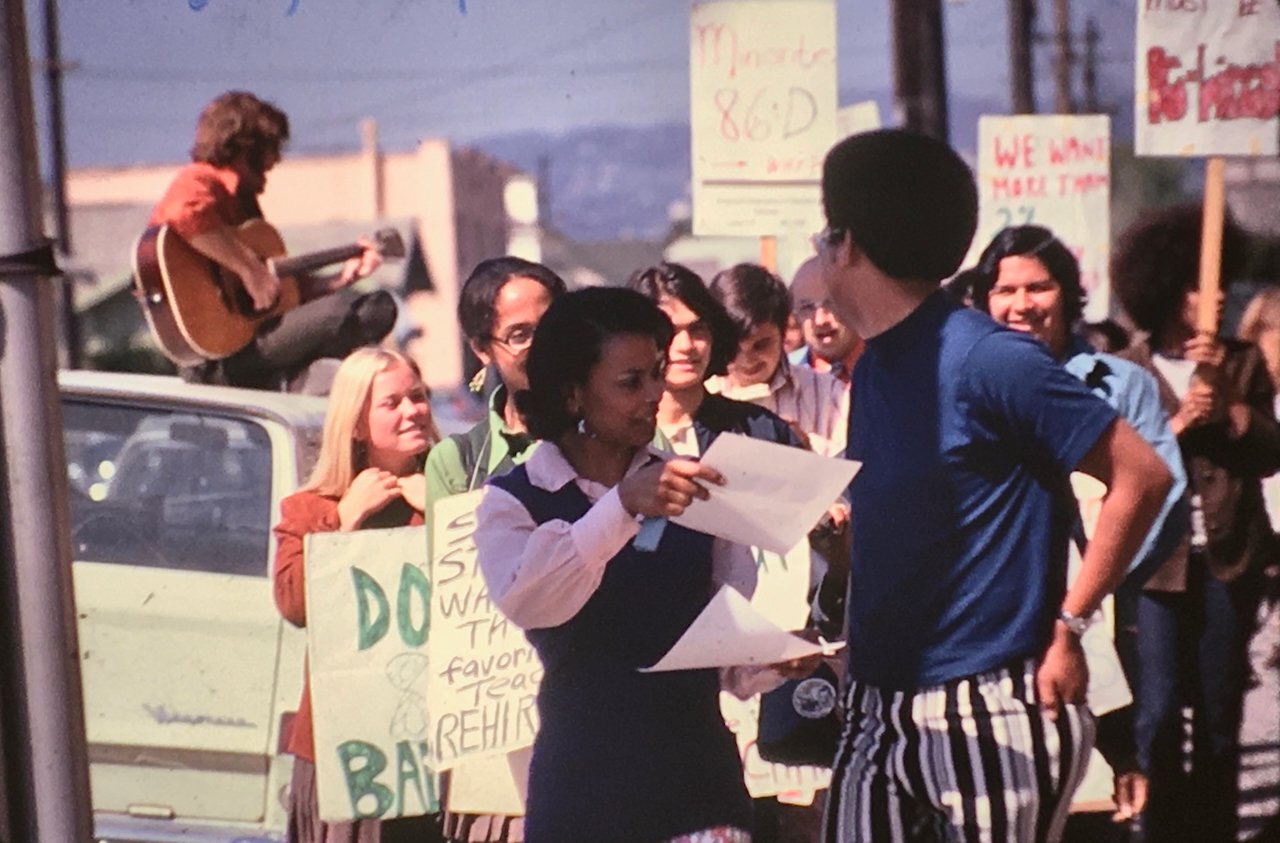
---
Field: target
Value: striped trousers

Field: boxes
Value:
[823,659,1093,843]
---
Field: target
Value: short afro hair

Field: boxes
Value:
[822,129,978,282]
[1111,204,1249,336]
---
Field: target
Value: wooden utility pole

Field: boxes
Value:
[891,0,950,141]
[1052,0,1075,113]
[1082,16,1101,113]
[43,0,79,367]
[1008,0,1036,114]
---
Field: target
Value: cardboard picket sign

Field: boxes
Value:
[1135,0,1279,157]
[305,527,439,822]
[965,114,1112,323]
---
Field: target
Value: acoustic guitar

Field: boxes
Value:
[132,219,405,367]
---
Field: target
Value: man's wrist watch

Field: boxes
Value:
[1057,610,1095,638]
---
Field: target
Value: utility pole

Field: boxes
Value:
[1082,16,1101,113]
[536,154,552,229]
[1008,0,1036,114]
[42,0,79,367]
[1052,0,1075,113]
[890,0,950,141]
[0,3,94,843]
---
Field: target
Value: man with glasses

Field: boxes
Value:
[425,257,568,507]
[422,256,567,843]
[788,256,863,383]
[816,129,1172,843]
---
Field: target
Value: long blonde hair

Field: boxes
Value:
[1238,288,1280,344]
[302,347,440,497]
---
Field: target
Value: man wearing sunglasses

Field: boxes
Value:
[815,129,1172,843]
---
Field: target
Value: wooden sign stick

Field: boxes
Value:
[1196,156,1226,337]
[759,235,778,273]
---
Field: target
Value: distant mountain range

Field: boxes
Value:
[471,89,1030,242]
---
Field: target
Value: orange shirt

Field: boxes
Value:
[148,162,254,241]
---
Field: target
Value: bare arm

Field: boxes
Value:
[1037,418,1172,713]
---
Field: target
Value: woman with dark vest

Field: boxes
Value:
[473,287,757,843]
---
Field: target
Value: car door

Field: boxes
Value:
[63,397,284,825]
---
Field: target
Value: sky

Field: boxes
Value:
[20,0,1139,170]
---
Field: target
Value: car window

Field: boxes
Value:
[62,400,273,577]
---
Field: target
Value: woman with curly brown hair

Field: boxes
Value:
[1111,204,1280,843]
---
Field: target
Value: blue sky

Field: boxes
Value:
[22,0,1138,169]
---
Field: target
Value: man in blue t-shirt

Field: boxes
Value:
[816,130,1173,843]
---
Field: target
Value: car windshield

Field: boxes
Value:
[62,400,273,577]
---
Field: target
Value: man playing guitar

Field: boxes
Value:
[147,90,394,390]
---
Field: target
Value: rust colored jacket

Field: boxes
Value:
[1120,339,1280,590]
[272,489,422,761]
[148,161,260,240]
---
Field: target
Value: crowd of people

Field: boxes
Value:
[146,91,1280,843]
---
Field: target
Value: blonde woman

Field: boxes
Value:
[1239,287,1280,533]
[272,347,442,843]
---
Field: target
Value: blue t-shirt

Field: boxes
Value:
[845,292,1117,689]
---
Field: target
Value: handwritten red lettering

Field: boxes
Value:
[693,23,834,80]
[1145,42,1280,126]
[1239,0,1261,15]
[993,134,1037,169]
[1046,136,1107,165]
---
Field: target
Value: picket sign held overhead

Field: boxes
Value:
[966,114,1112,323]
[1134,1,1277,337]
[689,0,838,238]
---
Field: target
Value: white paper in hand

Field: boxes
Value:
[671,433,860,554]
[642,585,843,672]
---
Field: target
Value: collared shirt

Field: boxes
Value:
[148,161,261,240]
[424,384,537,502]
[474,442,757,631]
[1063,337,1188,582]
[707,358,849,458]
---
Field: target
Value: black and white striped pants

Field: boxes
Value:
[823,659,1093,843]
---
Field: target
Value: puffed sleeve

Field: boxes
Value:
[475,484,641,630]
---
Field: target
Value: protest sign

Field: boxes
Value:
[1135,0,1279,157]
[427,491,542,772]
[967,114,1112,323]
[690,0,837,236]
[305,527,438,822]
[836,100,882,139]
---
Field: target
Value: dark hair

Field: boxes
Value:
[457,257,568,350]
[709,263,792,335]
[1082,319,1131,354]
[190,91,290,171]
[626,262,740,377]
[1112,204,1248,336]
[943,267,983,306]
[970,225,1087,326]
[515,288,674,441]
[822,129,977,282]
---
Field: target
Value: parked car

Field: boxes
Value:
[60,370,474,843]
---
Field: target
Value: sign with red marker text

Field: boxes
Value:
[690,0,837,236]
[427,491,542,772]
[1135,0,1279,156]
[968,115,1111,323]
[305,527,439,822]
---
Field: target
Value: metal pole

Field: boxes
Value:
[43,0,80,369]
[890,0,950,141]
[0,1,94,841]
[1082,16,1101,113]
[1008,0,1036,114]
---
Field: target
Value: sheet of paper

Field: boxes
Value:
[671,433,860,555]
[642,585,842,672]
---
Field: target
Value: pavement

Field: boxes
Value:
[1240,599,1280,840]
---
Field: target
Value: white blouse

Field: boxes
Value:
[474,442,758,631]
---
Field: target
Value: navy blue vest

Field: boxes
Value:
[489,466,751,842]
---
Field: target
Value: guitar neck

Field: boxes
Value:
[272,243,363,278]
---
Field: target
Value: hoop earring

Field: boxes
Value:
[576,418,596,440]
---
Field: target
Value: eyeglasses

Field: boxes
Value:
[489,325,536,353]
[810,227,846,261]
[794,298,836,320]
